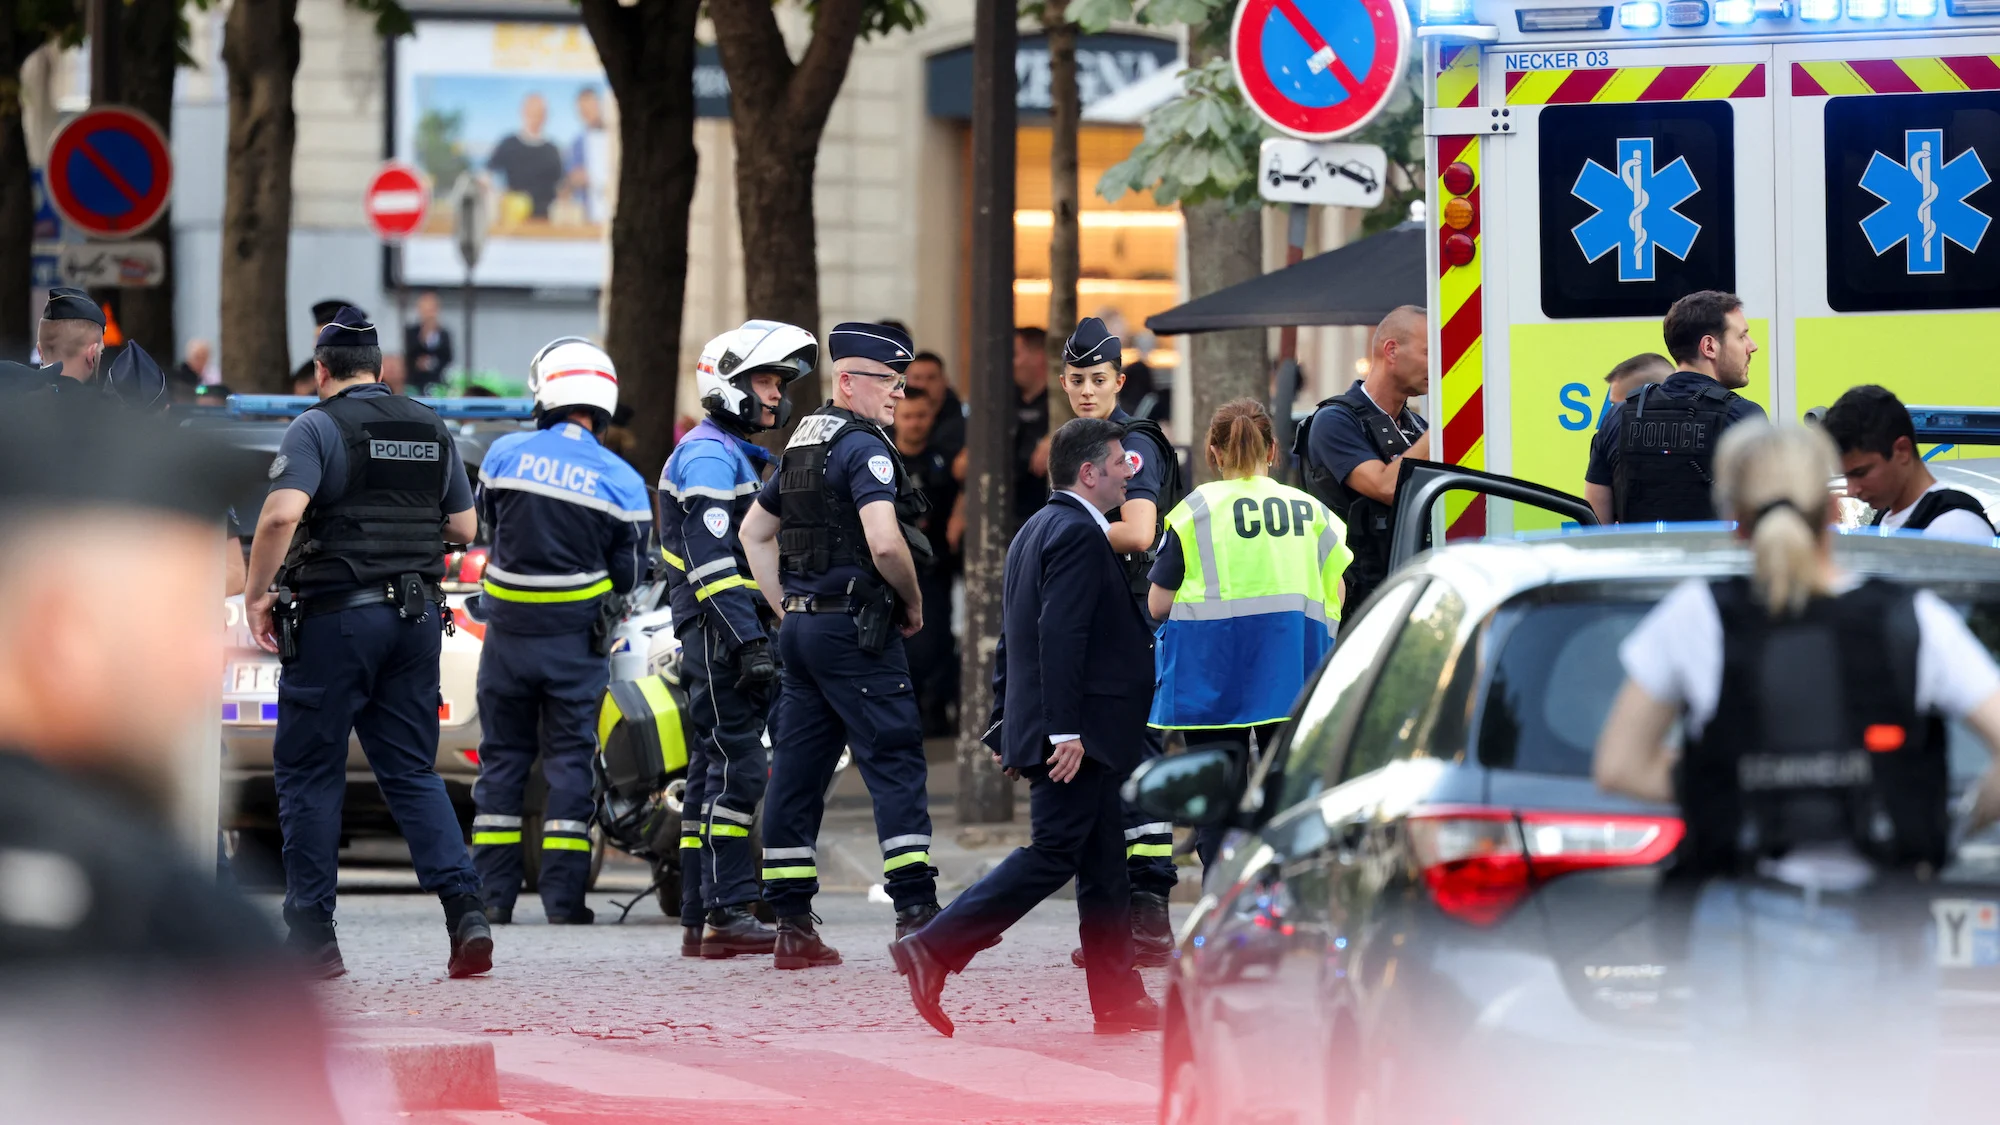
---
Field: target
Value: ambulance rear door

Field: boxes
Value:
[1484,40,1779,527]
[1777,31,2000,440]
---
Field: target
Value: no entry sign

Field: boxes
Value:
[45,107,173,237]
[1231,0,1410,141]
[365,162,431,240]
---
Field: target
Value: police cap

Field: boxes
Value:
[311,299,360,327]
[828,322,914,374]
[314,307,378,349]
[42,287,105,328]
[0,393,262,524]
[1063,317,1120,370]
[100,341,170,413]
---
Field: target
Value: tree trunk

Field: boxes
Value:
[579,0,701,481]
[112,0,180,362]
[1182,198,1266,485]
[0,92,33,362]
[220,0,299,391]
[709,0,869,428]
[1042,9,1076,427]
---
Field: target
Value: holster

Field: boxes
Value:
[591,594,625,657]
[275,590,302,664]
[849,576,897,656]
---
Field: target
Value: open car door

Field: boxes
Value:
[1387,459,1598,573]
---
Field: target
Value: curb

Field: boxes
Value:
[330,1027,500,1111]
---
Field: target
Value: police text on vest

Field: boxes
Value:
[370,439,441,461]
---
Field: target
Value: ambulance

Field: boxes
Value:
[1413,0,2000,533]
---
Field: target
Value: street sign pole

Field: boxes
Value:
[1273,202,1311,482]
[450,173,489,387]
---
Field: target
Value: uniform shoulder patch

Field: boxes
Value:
[867,454,895,484]
[1125,448,1144,475]
[268,454,289,481]
[703,507,731,539]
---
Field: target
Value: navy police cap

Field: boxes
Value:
[42,287,105,327]
[315,306,378,349]
[829,322,914,374]
[311,299,360,326]
[1063,317,1120,370]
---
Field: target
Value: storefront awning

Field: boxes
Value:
[1144,223,1426,335]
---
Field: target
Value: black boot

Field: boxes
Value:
[894,901,941,941]
[284,908,346,980]
[773,914,842,970]
[547,906,596,925]
[443,894,494,979]
[1131,891,1174,968]
[702,905,779,958]
[682,923,706,958]
[486,903,513,925]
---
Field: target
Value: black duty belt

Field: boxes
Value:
[299,582,442,618]
[781,594,858,614]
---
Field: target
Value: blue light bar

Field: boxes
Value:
[1620,1,1664,25]
[1714,0,1755,21]
[1799,0,1840,18]
[1847,0,1888,16]
[1895,0,1937,14]
[226,395,537,421]
[1422,0,1474,22]
[1908,407,2000,445]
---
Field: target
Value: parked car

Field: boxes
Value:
[1140,464,2000,1125]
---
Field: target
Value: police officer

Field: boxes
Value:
[741,321,940,968]
[1593,421,2000,1118]
[469,338,652,925]
[1584,290,1765,524]
[244,308,492,979]
[37,287,106,384]
[1055,317,1183,964]
[660,320,815,958]
[1296,305,1428,610]
[293,300,359,394]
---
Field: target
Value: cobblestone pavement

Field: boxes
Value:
[293,862,1183,1125]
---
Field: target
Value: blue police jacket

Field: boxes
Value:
[476,422,653,635]
[659,417,773,649]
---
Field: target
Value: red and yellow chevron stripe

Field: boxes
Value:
[1505,63,1767,105]
[1434,46,1485,539]
[1792,55,2000,96]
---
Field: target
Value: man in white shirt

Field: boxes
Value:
[1821,385,1995,544]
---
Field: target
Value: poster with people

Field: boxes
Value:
[392,20,614,288]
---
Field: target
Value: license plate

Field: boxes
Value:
[1932,899,2000,967]
[226,661,282,695]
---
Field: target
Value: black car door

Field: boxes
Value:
[1387,459,1599,572]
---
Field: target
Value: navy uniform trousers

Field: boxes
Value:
[762,611,938,916]
[675,617,771,925]
[1122,728,1177,896]
[274,604,480,921]
[471,626,606,918]
[913,758,1147,1015]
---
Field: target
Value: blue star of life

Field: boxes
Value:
[1571,137,1702,283]
[1859,128,1990,275]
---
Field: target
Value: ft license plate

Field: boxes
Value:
[226,661,282,695]
[1932,899,2000,968]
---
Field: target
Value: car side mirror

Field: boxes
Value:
[1123,747,1244,828]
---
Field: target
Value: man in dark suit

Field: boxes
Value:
[889,417,1159,1037]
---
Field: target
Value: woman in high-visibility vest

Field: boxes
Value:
[1147,399,1353,868]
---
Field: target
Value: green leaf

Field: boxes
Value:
[345,0,414,38]
[1067,0,1132,31]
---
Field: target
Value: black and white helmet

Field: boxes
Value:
[697,320,816,433]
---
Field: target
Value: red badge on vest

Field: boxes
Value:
[1864,724,1907,753]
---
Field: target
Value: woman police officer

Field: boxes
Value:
[1147,399,1353,873]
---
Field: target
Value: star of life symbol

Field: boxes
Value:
[1859,128,1990,275]
[1571,137,1702,283]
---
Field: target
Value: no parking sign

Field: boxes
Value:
[1231,0,1410,141]
[44,107,173,238]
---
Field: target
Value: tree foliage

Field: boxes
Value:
[1098,57,1266,211]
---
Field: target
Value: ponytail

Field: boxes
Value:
[1204,399,1275,479]
[1711,421,1838,617]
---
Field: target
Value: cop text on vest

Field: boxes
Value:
[370,439,442,461]
[1233,497,1317,539]
[513,455,602,496]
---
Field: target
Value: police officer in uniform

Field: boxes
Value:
[1584,290,1765,525]
[741,322,940,968]
[36,287,106,384]
[1296,305,1428,610]
[660,320,815,958]
[1053,317,1183,964]
[293,300,359,393]
[469,338,652,925]
[244,308,492,979]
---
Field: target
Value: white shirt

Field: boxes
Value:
[1620,576,2000,737]
[1878,481,1995,545]
[1048,490,1111,745]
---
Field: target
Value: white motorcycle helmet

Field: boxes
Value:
[697,319,816,433]
[528,337,618,430]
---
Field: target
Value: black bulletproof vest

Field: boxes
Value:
[1678,578,1950,876]
[1110,416,1185,599]
[1613,381,1737,523]
[777,405,933,579]
[1296,393,1413,607]
[1872,488,1995,535]
[281,388,452,588]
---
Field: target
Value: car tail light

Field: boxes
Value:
[442,547,489,592]
[1407,807,1684,926]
